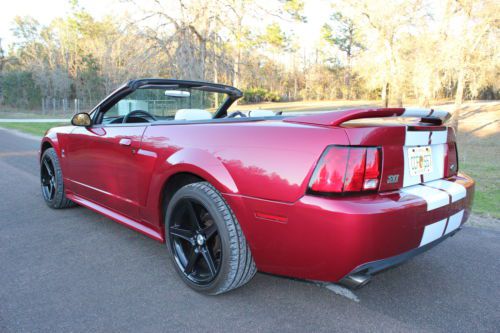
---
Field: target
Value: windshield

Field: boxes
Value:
[102,86,229,124]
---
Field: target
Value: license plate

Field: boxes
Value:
[408,146,433,176]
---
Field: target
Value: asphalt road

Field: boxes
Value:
[0,128,499,333]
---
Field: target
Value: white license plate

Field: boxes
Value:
[408,146,433,176]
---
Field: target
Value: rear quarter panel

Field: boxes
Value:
[139,120,349,227]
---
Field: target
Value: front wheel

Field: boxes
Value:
[165,182,256,295]
[40,148,76,209]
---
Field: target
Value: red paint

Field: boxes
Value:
[285,108,406,126]
[254,212,288,223]
[40,102,475,284]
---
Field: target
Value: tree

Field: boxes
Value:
[439,0,499,129]
[332,0,428,107]
[322,12,363,99]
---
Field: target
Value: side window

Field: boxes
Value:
[101,87,227,124]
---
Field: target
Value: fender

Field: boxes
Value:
[141,147,240,228]
[40,126,75,175]
[165,148,239,194]
[40,126,75,158]
[40,132,60,159]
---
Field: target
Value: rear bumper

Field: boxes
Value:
[224,173,474,283]
[341,227,460,280]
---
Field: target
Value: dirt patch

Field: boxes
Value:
[467,213,500,231]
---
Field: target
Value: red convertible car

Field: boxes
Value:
[40,79,474,294]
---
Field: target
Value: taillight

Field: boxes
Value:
[309,146,381,194]
[444,142,458,177]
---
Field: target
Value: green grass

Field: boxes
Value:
[0,122,67,136]
[470,190,500,218]
[459,136,500,219]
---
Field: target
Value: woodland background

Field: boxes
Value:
[0,0,498,115]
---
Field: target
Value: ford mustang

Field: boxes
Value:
[40,79,475,294]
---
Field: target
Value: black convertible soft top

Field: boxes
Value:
[91,79,243,120]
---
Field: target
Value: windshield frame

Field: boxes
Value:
[91,79,242,124]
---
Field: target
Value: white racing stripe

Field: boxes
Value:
[402,108,434,118]
[401,108,450,120]
[420,218,447,246]
[404,128,448,146]
[430,130,448,144]
[400,184,450,211]
[405,130,430,146]
[422,144,445,182]
[419,209,465,247]
[403,127,449,187]
[402,149,423,187]
[445,210,465,235]
[431,110,450,119]
[425,179,466,202]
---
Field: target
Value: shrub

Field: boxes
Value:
[241,88,281,104]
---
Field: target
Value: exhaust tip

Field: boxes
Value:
[339,273,372,290]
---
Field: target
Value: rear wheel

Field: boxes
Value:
[165,182,256,295]
[40,148,75,209]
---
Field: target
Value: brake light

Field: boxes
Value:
[309,146,381,194]
[364,148,381,189]
[444,142,458,177]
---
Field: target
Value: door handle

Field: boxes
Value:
[119,138,132,146]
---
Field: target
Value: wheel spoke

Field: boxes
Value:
[170,226,195,243]
[184,200,201,230]
[203,223,218,240]
[201,247,217,277]
[184,248,199,274]
[47,183,54,199]
[43,159,53,177]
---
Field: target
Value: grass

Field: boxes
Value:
[1,100,498,219]
[456,102,500,218]
[0,122,67,136]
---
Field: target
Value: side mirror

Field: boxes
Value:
[71,113,92,127]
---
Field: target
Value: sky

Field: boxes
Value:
[0,0,331,51]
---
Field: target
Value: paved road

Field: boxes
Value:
[0,119,69,123]
[0,128,499,333]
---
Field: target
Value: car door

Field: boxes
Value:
[64,123,147,220]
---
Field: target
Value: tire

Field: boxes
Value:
[165,182,256,295]
[40,148,76,209]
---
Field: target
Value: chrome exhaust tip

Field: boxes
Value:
[339,273,372,289]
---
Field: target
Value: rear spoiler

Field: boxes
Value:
[284,108,451,127]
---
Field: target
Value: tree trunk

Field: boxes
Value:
[200,39,206,80]
[346,55,352,100]
[232,49,241,107]
[382,82,389,107]
[233,47,241,88]
[451,69,465,131]
[214,58,219,107]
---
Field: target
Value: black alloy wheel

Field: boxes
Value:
[169,198,222,285]
[165,182,257,295]
[40,148,76,209]
[41,155,56,201]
